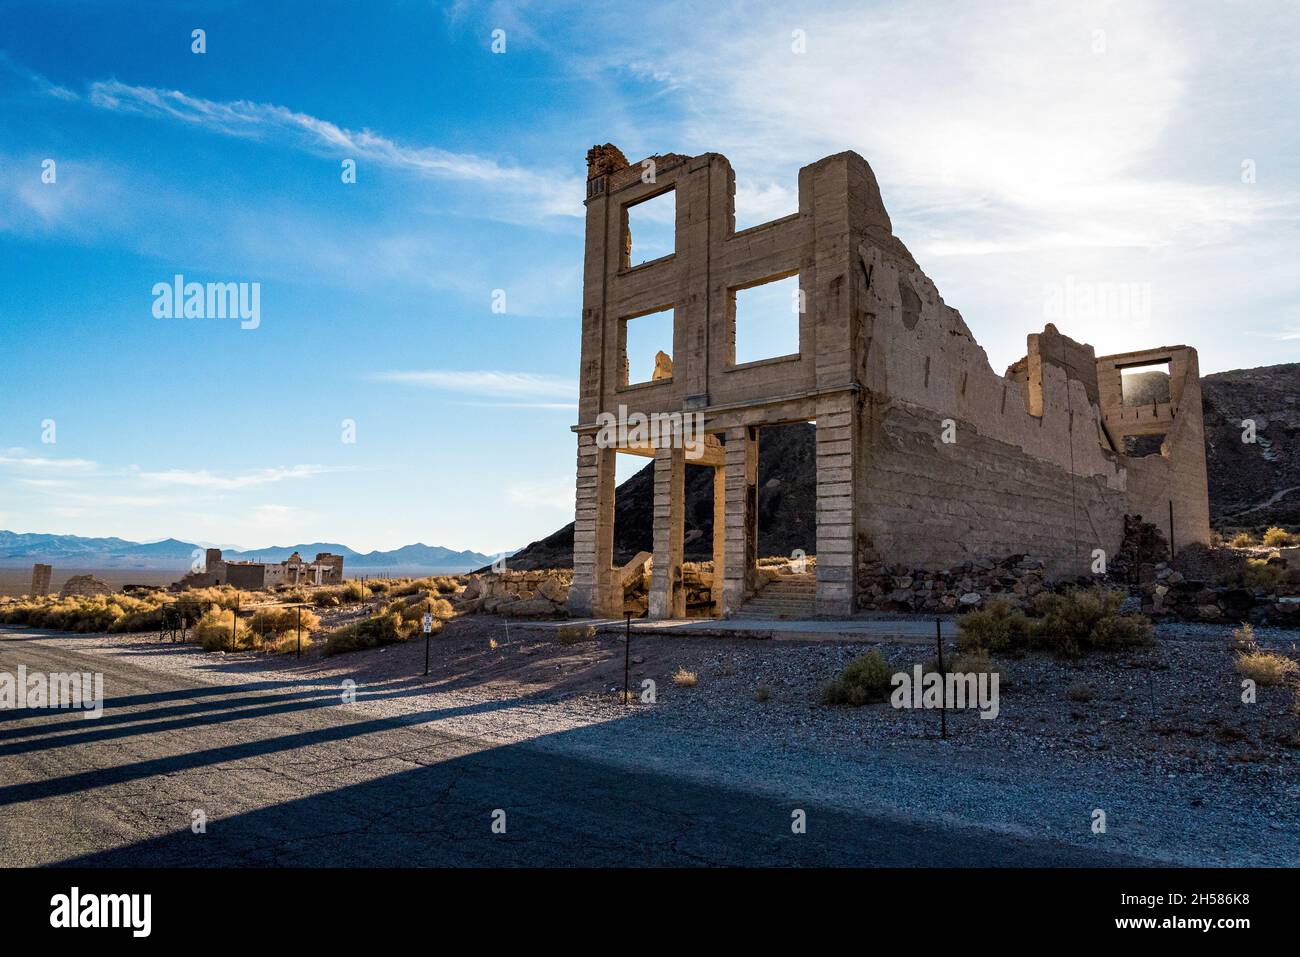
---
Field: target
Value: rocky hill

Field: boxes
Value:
[1202,362,1300,529]
[508,363,1298,570]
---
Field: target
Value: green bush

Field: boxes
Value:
[956,599,1033,655]
[1030,587,1152,656]
[822,651,895,706]
[322,610,426,656]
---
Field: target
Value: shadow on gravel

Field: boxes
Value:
[53,719,1149,868]
[0,692,536,808]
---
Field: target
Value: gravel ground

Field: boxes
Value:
[15,614,1300,866]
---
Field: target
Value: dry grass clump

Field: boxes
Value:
[1235,650,1298,686]
[0,592,173,633]
[959,588,1151,658]
[393,596,455,624]
[754,685,771,703]
[822,650,894,706]
[671,667,699,688]
[556,623,597,645]
[194,605,251,651]
[248,606,320,639]
[1229,531,1255,548]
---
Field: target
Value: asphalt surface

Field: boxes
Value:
[0,628,1145,867]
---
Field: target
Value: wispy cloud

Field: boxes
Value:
[372,369,576,402]
[137,464,346,491]
[86,79,583,218]
[0,451,98,472]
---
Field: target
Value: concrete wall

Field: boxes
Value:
[570,144,1212,616]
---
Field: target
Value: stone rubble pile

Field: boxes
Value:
[856,555,1048,612]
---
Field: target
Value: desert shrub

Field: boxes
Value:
[0,593,177,634]
[822,651,894,706]
[1239,559,1288,593]
[367,581,390,594]
[1232,622,1257,651]
[1030,587,1152,656]
[1229,531,1255,548]
[754,685,771,703]
[1235,650,1298,686]
[263,631,313,655]
[194,606,251,651]
[957,599,1032,655]
[248,606,320,640]
[322,610,425,656]
[1262,526,1295,548]
[556,623,597,644]
[396,596,455,623]
[672,667,698,688]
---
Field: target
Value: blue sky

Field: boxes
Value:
[1,0,1297,553]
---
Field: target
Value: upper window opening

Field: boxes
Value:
[731,273,801,365]
[1120,361,1171,407]
[621,307,674,386]
[623,189,675,269]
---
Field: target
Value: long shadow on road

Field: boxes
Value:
[53,721,1153,868]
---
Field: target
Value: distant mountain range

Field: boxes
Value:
[0,531,495,573]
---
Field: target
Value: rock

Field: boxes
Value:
[959,592,982,606]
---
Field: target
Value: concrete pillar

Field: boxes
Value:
[712,464,726,617]
[815,396,856,616]
[568,432,618,617]
[722,425,759,614]
[649,445,686,619]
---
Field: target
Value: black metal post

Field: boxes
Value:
[936,617,946,739]
[623,611,632,705]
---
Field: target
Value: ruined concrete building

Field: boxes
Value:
[178,548,345,590]
[568,145,1210,619]
[30,563,52,597]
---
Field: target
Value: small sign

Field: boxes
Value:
[422,613,433,633]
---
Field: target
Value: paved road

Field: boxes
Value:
[0,629,1142,867]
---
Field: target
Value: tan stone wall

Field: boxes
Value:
[571,145,1212,615]
[31,563,52,596]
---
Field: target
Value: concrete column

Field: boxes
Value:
[722,425,759,615]
[568,432,618,617]
[815,396,856,616]
[649,445,686,619]
[711,464,725,617]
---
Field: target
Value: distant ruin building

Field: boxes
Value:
[59,574,113,598]
[30,563,52,596]
[177,548,345,590]
[569,146,1210,619]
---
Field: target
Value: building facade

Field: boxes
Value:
[567,145,1210,619]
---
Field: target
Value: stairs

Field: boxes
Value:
[736,572,816,619]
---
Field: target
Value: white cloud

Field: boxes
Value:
[86,79,584,218]
[137,465,343,491]
[0,452,98,472]
[372,370,576,401]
